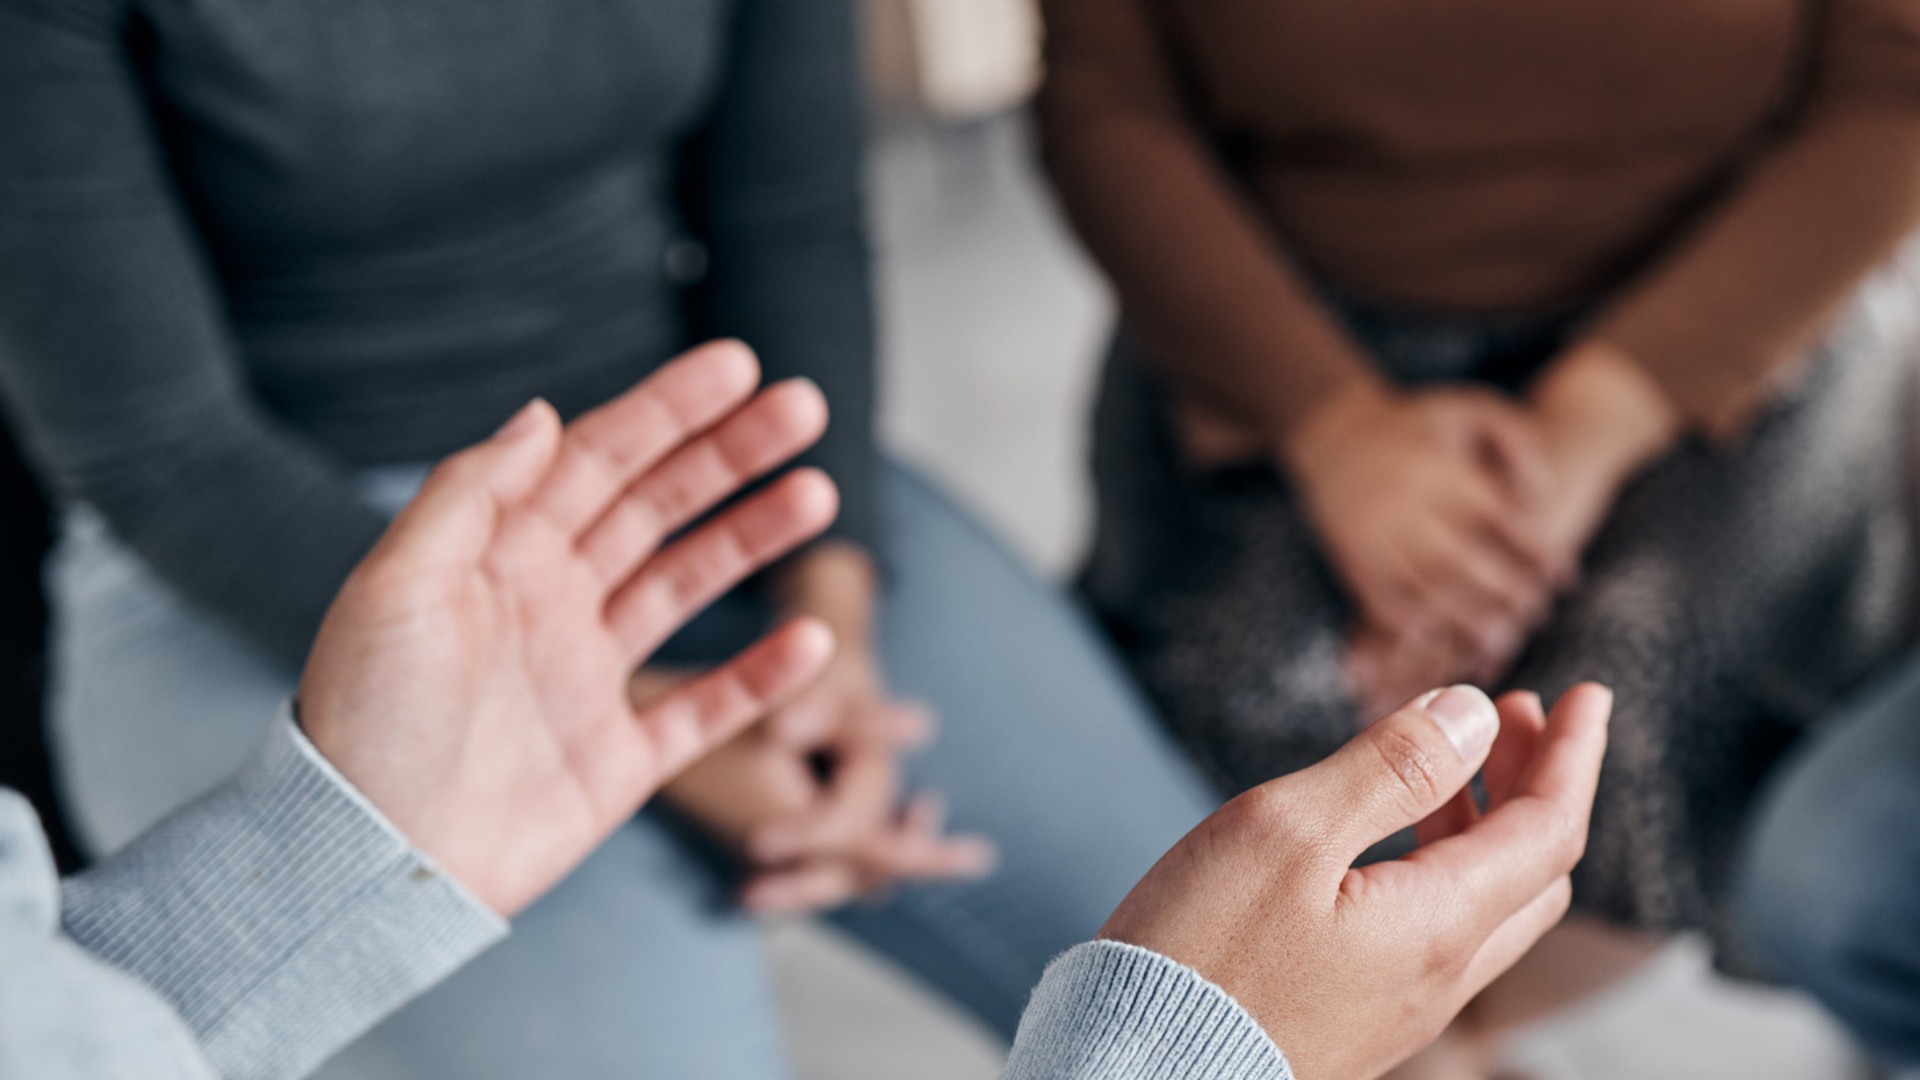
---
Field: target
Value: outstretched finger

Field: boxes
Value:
[1398,683,1611,941]
[628,618,836,791]
[1280,684,1500,867]
[1484,690,1548,807]
[577,377,829,586]
[528,340,762,537]
[381,399,563,569]
[605,468,838,659]
[1459,876,1575,996]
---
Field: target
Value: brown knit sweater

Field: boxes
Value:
[1038,0,1920,436]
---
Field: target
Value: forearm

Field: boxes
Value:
[1528,342,1682,487]
[1004,941,1292,1080]
[61,709,505,1080]
[1588,107,1920,437]
[1038,0,1381,444]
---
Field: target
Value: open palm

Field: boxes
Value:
[298,341,838,915]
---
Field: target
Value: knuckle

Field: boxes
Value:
[1368,721,1447,813]
[1418,934,1472,982]
[1219,785,1338,864]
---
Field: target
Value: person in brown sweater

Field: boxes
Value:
[1039,0,1920,1075]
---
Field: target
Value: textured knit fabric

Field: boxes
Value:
[1006,940,1292,1080]
[1038,0,1920,435]
[0,742,1274,1080]
[0,0,877,667]
[49,458,1222,1078]
[1084,256,1918,971]
[1,709,506,1080]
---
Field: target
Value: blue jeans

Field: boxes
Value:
[49,458,1217,1078]
[1736,648,1920,1067]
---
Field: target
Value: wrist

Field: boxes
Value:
[1278,375,1397,478]
[1531,342,1681,488]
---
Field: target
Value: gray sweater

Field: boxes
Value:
[0,713,1291,1079]
[0,0,878,667]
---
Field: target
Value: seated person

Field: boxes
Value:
[0,346,1613,1080]
[1038,0,1920,1072]
[0,2,1222,1066]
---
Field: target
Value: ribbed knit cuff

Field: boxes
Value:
[1004,940,1292,1080]
[61,705,507,1080]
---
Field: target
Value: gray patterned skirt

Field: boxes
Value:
[1082,267,1919,965]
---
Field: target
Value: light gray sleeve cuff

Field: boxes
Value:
[1004,940,1293,1080]
[61,704,508,1080]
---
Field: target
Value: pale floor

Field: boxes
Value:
[768,115,1877,1080]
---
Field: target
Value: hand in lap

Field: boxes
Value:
[1284,382,1567,706]
[297,340,839,916]
[1101,683,1612,1080]
[647,641,996,915]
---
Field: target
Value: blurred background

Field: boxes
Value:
[757,1,1880,1077]
[0,1,1902,1077]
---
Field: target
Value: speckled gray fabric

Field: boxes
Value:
[1083,260,1919,965]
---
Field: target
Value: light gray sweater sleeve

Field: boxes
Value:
[10,708,508,1080]
[1004,940,1294,1080]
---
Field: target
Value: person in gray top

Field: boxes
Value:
[0,343,1614,1080]
[0,2,1233,1070]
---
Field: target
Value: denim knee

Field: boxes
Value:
[1737,719,1920,1064]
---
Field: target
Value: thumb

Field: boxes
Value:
[1289,685,1499,864]
[379,398,562,568]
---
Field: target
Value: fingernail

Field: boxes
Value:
[494,398,548,441]
[1423,684,1497,762]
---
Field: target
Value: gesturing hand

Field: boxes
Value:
[1285,382,1565,690]
[1100,683,1612,1080]
[298,340,840,917]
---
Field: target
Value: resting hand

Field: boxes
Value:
[1100,683,1612,1080]
[298,341,839,917]
[653,659,995,914]
[1285,382,1565,687]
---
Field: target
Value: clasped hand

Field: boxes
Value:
[1287,350,1675,715]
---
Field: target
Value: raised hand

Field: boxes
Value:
[297,340,840,916]
[1099,683,1612,1080]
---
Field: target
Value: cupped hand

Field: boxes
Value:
[298,340,841,917]
[1099,682,1613,1080]
[1286,381,1565,686]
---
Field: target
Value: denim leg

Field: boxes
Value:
[316,813,793,1080]
[1736,650,1920,1067]
[828,461,1220,1037]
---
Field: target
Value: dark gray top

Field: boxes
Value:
[0,0,877,666]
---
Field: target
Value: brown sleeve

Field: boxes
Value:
[1586,0,1920,433]
[1035,0,1380,440]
